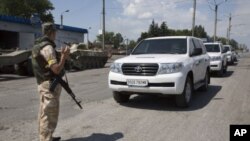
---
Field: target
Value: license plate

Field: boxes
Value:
[127,79,148,87]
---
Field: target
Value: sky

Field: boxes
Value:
[50,0,250,48]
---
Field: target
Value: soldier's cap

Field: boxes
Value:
[42,22,57,35]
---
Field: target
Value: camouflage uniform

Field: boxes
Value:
[32,23,62,141]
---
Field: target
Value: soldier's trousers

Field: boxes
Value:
[38,81,62,141]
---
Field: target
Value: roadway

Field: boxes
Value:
[0,54,250,141]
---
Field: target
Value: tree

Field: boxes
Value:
[97,32,114,44]
[217,37,227,45]
[159,22,169,36]
[113,33,123,49]
[128,40,137,49]
[194,25,207,38]
[138,20,208,42]
[137,32,148,42]
[96,31,124,49]
[148,20,160,37]
[0,0,54,22]
[229,39,238,49]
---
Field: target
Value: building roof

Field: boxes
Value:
[0,15,88,34]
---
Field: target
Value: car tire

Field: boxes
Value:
[230,59,234,65]
[113,91,130,103]
[175,76,193,107]
[200,71,209,91]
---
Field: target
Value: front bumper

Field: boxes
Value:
[227,55,232,62]
[108,71,186,95]
[210,61,222,71]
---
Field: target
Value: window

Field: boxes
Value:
[193,39,201,49]
[189,39,195,55]
[205,44,220,52]
[224,46,230,52]
[198,40,207,54]
[132,39,187,55]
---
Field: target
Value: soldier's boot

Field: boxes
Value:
[52,136,61,141]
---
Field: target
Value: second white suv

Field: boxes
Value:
[204,42,227,76]
[223,45,237,64]
[109,36,210,107]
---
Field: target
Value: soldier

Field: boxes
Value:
[32,23,70,141]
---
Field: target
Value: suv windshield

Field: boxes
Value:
[132,39,187,55]
[205,44,220,52]
[224,46,230,52]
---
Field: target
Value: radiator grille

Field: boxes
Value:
[122,63,159,76]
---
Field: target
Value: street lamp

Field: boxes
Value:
[60,10,69,29]
[87,27,91,49]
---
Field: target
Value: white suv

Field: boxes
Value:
[204,42,227,76]
[223,45,237,64]
[108,36,210,107]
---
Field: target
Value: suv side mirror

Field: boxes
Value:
[192,48,202,56]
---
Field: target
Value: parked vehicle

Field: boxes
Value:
[109,36,210,107]
[204,42,227,76]
[223,45,237,64]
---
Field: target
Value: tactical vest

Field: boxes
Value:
[32,36,59,84]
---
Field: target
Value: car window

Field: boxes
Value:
[189,39,195,55]
[224,46,230,52]
[220,44,224,53]
[192,39,200,49]
[198,40,206,54]
[205,44,220,52]
[132,39,187,54]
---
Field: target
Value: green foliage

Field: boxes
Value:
[137,20,207,42]
[113,33,123,49]
[193,25,207,38]
[159,22,169,36]
[229,39,238,49]
[148,20,159,37]
[128,40,137,49]
[0,0,54,22]
[96,31,124,49]
[216,37,238,49]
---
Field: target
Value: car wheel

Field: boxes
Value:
[113,91,130,103]
[230,58,234,65]
[175,76,193,107]
[200,71,209,91]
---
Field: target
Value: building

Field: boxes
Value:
[0,15,88,50]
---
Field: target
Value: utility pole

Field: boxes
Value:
[227,13,232,44]
[214,5,218,42]
[210,0,227,42]
[102,0,105,50]
[192,0,196,36]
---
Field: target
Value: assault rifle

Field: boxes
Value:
[49,74,83,109]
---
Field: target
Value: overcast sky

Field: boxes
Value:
[50,0,250,47]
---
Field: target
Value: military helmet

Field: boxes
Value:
[42,22,57,35]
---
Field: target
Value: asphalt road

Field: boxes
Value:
[0,54,250,141]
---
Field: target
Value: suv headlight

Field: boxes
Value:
[210,56,221,61]
[158,63,183,74]
[110,63,122,74]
